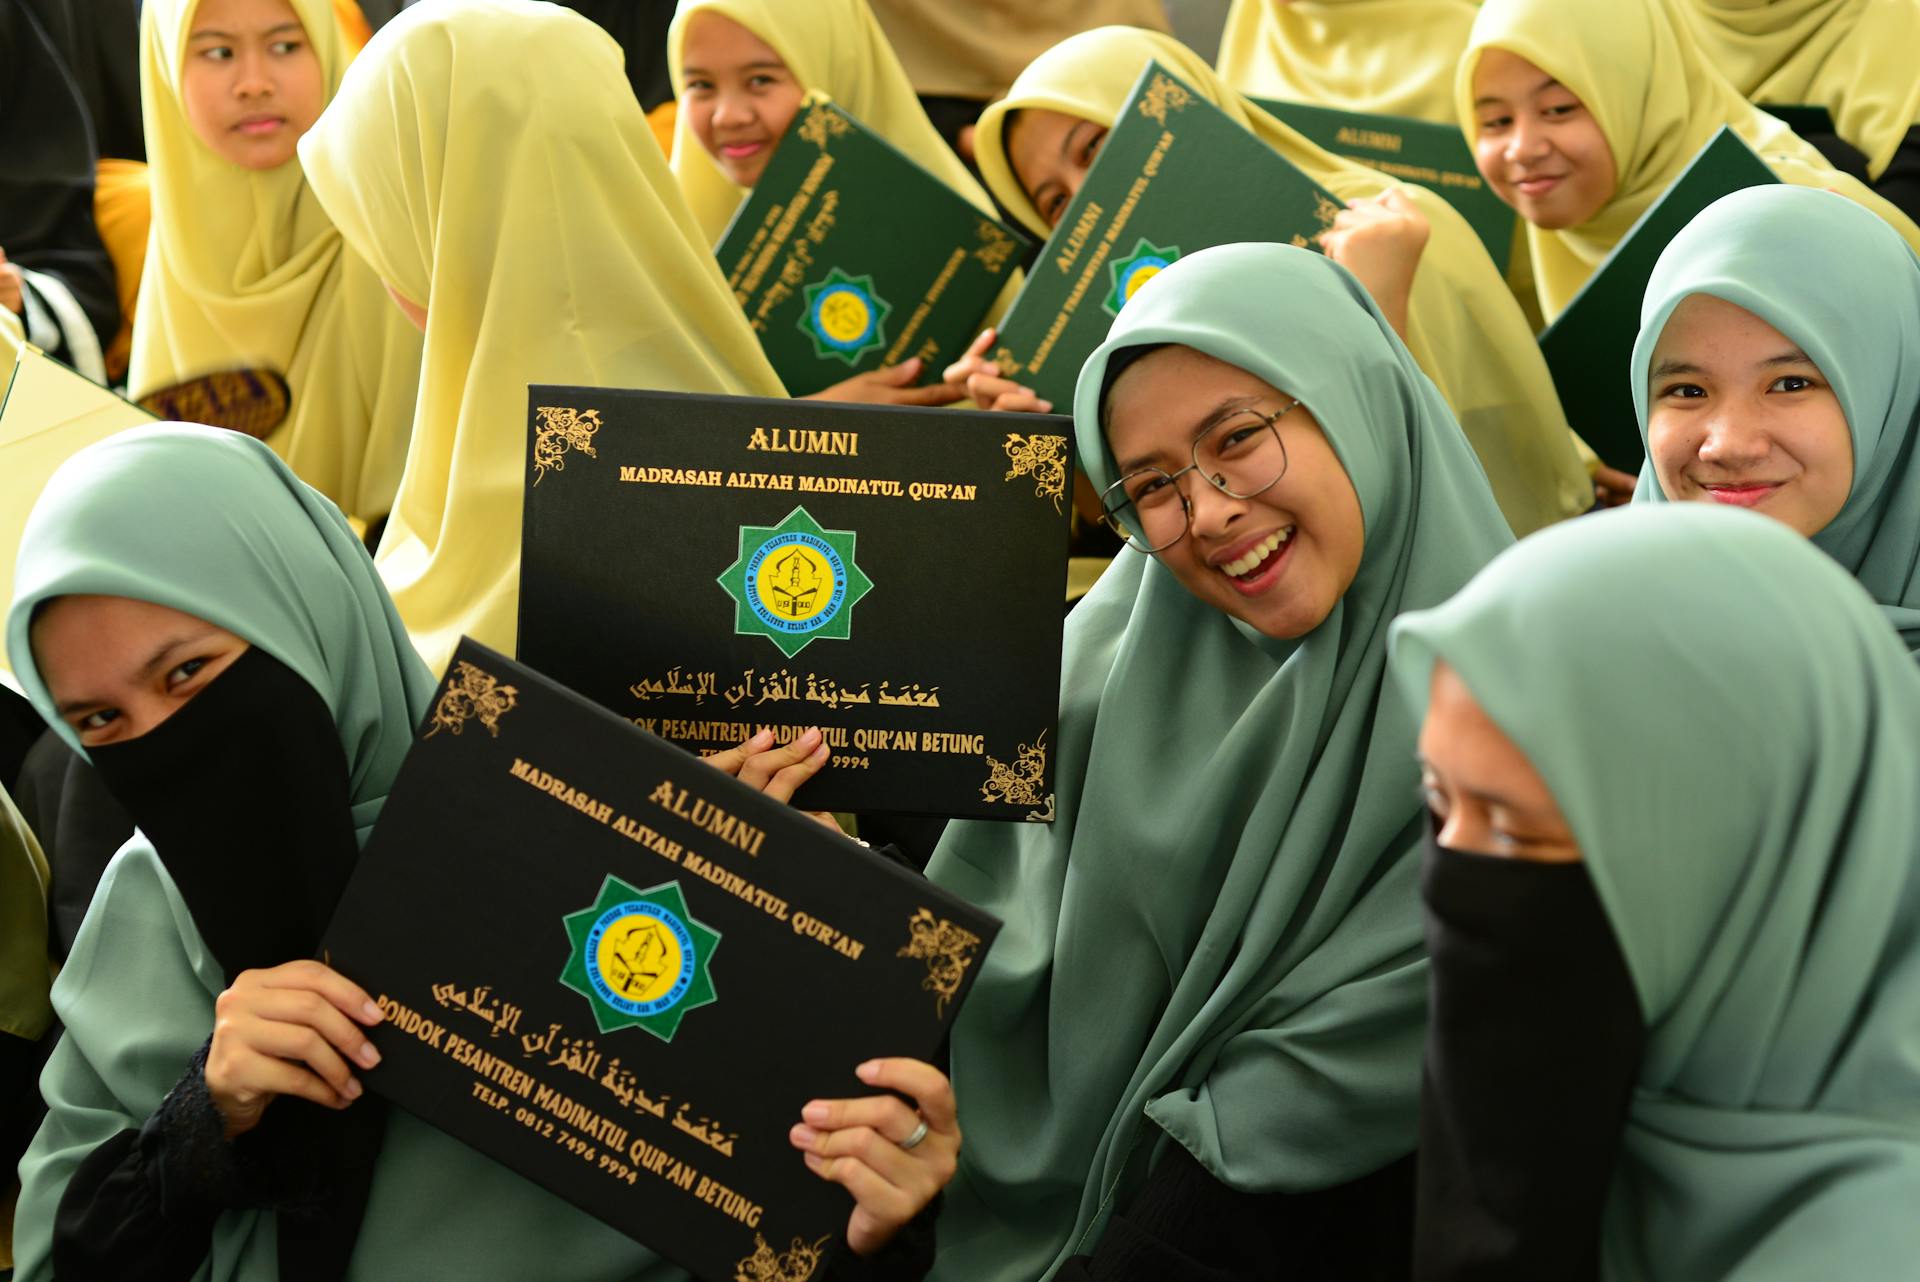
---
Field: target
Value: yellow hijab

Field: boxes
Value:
[1214,0,1480,124]
[301,0,785,674]
[129,0,421,519]
[1678,0,1920,181]
[1458,0,1920,321]
[976,27,1592,534]
[0,784,52,1045]
[667,0,999,247]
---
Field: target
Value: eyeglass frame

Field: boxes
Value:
[1097,398,1301,553]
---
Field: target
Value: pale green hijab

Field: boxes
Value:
[924,243,1515,1281]
[6,427,681,1280]
[1631,186,1920,645]
[1391,503,1920,1279]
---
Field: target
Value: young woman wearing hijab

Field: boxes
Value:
[1213,0,1479,125]
[297,0,792,676]
[911,240,1515,1280]
[962,26,1596,536]
[1676,0,1920,219]
[6,426,956,1282]
[1459,0,1920,330]
[669,0,1018,408]
[1393,502,1920,1279]
[1631,186,1920,648]
[130,0,421,521]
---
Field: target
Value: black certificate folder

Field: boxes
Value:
[518,387,1071,820]
[323,639,1002,1279]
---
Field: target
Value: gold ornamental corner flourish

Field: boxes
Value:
[973,220,1017,274]
[1313,191,1343,232]
[1137,73,1192,124]
[1003,433,1068,513]
[734,1232,832,1282]
[898,908,983,1018]
[981,730,1049,809]
[796,101,851,149]
[531,405,602,485]
[424,661,520,739]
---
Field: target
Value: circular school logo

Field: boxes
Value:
[561,876,719,1040]
[750,535,844,629]
[1104,239,1182,318]
[799,267,893,365]
[717,505,873,658]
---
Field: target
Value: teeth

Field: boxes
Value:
[1220,527,1293,577]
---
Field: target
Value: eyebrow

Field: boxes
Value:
[191,21,303,38]
[1472,77,1563,109]
[1060,119,1093,164]
[1114,395,1264,474]
[52,626,220,716]
[681,60,785,75]
[1651,349,1816,379]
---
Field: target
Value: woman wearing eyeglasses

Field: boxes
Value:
[917,240,1514,1281]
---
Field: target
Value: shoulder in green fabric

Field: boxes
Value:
[924,244,1513,1281]
[1389,502,1920,1278]
[1630,186,1920,645]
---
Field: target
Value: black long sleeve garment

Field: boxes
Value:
[1054,1145,1417,1282]
[0,0,121,375]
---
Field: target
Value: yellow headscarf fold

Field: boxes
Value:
[129,0,421,519]
[0,785,53,1044]
[975,27,1592,534]
[1678,0,1920,181]
[1458,0,1920,321]
[1214,0,1480,124]
[667,0,999,247]
[300,0,784,675]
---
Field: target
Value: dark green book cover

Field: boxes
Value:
[716,96,1031,397]
[1538,127,1777,470]
[1252,98,1514,266]
[323,638,1000,1278]
[991,63,1348,408]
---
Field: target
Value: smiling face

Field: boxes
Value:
[1005,108,1108,228]
[1469,48,1616,230]
[1646,293,1853,537]
[1418,660,1580,862]
[179,0,325,171]
[678,11,805,189]
[1103,345,1365,639]
[32,595,251,747]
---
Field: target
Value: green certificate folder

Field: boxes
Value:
[1538,127,1777,470]
[1251,98,1514,266]
[323,638,1000,1280]
[716,97,1031,397]
[991,63,1348,409]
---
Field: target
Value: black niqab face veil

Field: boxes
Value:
[1414,829,1646,1282]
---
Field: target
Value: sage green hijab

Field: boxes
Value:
[6,427,683,1280]
[1631,186,1920,646]
[924,243,1514,1280]
[1390,503,1920,1279]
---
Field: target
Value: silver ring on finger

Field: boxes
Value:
[898,1116,930,1151]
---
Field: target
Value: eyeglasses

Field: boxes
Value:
[1099,400,1298,553]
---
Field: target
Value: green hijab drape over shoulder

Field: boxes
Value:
[6,427,682,1281]
[1390,503,1920,1279]
[1631,186,1920,644]
[924,244,1514,1281]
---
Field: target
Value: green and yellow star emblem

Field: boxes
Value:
[559,876,719,1041]
[1104,238,1181,317]
[799,267,892,364]
[717,505,873,658]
